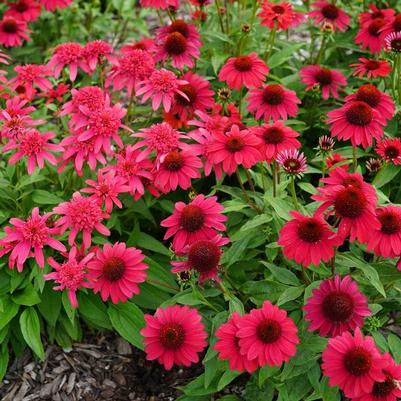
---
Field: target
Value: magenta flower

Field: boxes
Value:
[45,247,94,308]
[3,129,63,175]
[0,207,66,272]
[53,192,110,249]
[10,64,52,99]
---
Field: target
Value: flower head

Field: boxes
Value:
[376,137,401,165]
[0,16,31,47]
[322,328,388,398]
[300,65,347,100]
[10,64,52,99]
[309,1,350,32]
[247,83,300,121]
[82,40,116,73]
[384,32,401,53]
[350,58,392,78]
[237,300,299,367]
[215,312,259,373]
[0,207,66,272]
[171,234,229,283]
[53,192,110,249]
[276,149,307,175]
[5,0,41,22]
[136,68,189,113]
[258,1,304,31]
[161,194,227,252]
[39,0,73,11]
[305,275,371,337]
[218,53,269,90]
[141,305,208,370]
[45,247,94,308]
[87,242,148,304]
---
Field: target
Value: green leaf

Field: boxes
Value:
[277,286,304,306]
[229,296,245,315]
[19,308,44,360]
[217,370,241,392]
[77,293,111,330]
[12,284,41,306]
[240,214,271,232]
[32,190,64,205]
[268,44,304,69]
[373,164,400,189]
[263,263,300,286]
[0,344,9,381]
[388,334,401,363]
[62,291,76,324]
[137,233,170,256]
[0,299,19,330]
[108,302,145,350]
[204,356,219,388]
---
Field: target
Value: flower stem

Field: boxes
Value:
[352,145,357,172]
[315,34,327,64]
[214,0,226,34]
[236,169,262,213]
[244,169,256,193]
[264,23,277,61]
[272,160,278,197]
[290,176,300,211]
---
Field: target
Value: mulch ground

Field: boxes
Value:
[0,332,206,401]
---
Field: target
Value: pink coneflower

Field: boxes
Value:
[366,157,383,174]
[359,4,395,27]
[276,149,307,175]
[258,1,304,31]
[237,300,299,367]
[74,101,128,155]
[171,234,229,283]
[355,18,386,53]
[327,101,386,149]
[326,152,349,170]
[136,68,189,113]
[4,129,63,175]
[0,207,66,272]
[300,65,347,100]
[247,83,300,122]
[132,122,186,162]
[106,50,155,97]
[53,192,110,249]
[278,210,339,268]
[346,84,395,123]
[38,82,70,104]
[313,169,379,243]
[5,0,41,22]
[141,305,208,370]
[170,72,214,120]
[47,42,86,82]
[139,0,179,10]
[121,37,155,54]
[39,0,72,11]
[309,1,350,32]
[380,14,401,43]
[253,121,300,163]
[82,40,116,74]
[322,328,387,398]
[367,205,401,258]
[60,86,106,128]
[59,133,106,176]
[155,22,201,69]
[154,149,202,193]
[105,145,154,200]
[10,64,52,99]
[45,247,94,308]
[207,124,262,175]
[82,170,130,213]
[304,275,371,337]
[376,137,401,165]
[318,135,335,152]
[215,312,259,373]
[0,16,30,47]
[218,53,269,90]
[350,58,392,78]
[87,242,148,304]
[161,194,227,252]
[352,353,401,401]
[384,31,401,53]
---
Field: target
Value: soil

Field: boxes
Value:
[0,332,205,401]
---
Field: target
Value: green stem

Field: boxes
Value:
[397,54,401,106]
[272,161,278,197]
[244,169,256,193]
[290,176,300,211]
[238,86,244,115]
[264,23,277,61]
[315,34,327,64]
[236,169,262,213]
[214,0,226,34]
[352,146,357,172]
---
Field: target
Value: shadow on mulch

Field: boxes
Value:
[0,332,204,401]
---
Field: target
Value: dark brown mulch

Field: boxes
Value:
[0,332,204,401]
